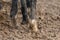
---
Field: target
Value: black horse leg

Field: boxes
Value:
[20,0,28,24]
[30,0,37,19]
[29,0,38,32]
[26,0,31,8]
[10,0,18,28]
[0,2,2,10]
[10,0,18,18]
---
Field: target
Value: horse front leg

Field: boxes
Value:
[10,0,18,28]
[20,0,28,24]
[29,0,38,32]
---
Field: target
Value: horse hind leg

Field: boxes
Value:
[29,0,38,32]
[10,0,18,28]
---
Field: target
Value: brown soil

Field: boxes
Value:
[0,0,60,40]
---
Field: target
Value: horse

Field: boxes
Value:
[10,0,38,32]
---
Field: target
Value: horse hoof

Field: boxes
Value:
[21,20,28,25]
[30,19,38,33]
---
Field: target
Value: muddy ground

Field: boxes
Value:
[0,0,60,40]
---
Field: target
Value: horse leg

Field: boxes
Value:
[10,0,18,18]
[0,2,2,10]
[10,0,18,28]
[29,0,38,32]
[20,0,28,24]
